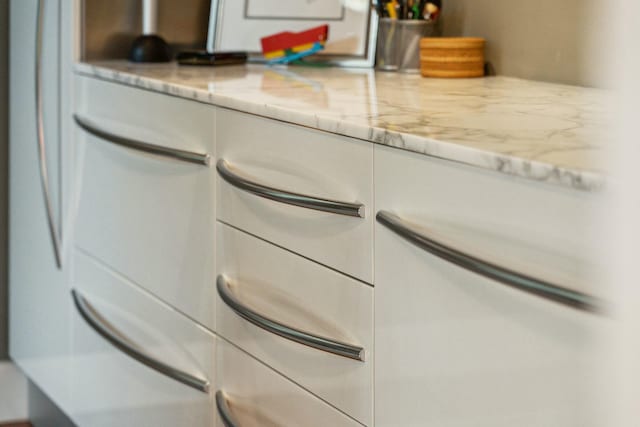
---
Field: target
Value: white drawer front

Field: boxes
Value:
[71,251,215,427]
[216,109,373,283]
[216,223,373,425]
[216,339,364,427]
[74,76,216,328]
[374,146,608,427]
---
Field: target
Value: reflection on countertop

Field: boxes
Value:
[75,60,612,191]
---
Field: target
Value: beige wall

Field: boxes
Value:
[83,0,210,60]
[83,0,605,86]
[0,0,8,360]
[443,0,606,87]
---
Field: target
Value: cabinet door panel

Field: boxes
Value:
[74,76,216,328]
[216,108,374,283]
[71,251,215,427]
[216,339,363,427]
[9,0,72,413]
[374,146,608,427]
[216,223,373,425]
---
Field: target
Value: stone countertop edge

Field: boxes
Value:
[74,61,607,193]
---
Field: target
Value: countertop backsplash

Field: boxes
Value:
[442,0,609,87]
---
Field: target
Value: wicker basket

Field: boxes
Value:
[420,37,485,78]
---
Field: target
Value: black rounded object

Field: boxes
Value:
[128,34,172,63]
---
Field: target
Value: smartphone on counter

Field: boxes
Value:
[176,51,248,66]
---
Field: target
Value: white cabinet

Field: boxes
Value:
[374,146,606,427]
[71,251,215,427]
[74,76,216,329]
[25,44,606,426]
[9,0,75,413]
[216,108,374,283]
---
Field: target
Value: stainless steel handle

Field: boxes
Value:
[217,275,365,361]
[71,289,211,393]
[216,391,240,427]
[73,114,211,166]
[216,159,365,218]
[35,0,62,268]
[376,211,603,313]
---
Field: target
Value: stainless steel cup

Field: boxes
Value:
[376,18,440,73]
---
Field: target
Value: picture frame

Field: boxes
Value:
[206,0,378,67]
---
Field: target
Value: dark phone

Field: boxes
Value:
[176,51,248,66]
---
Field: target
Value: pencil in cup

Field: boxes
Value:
[372,0,442,20]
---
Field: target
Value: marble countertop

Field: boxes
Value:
[75,61,611,191]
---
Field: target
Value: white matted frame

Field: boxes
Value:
[207,0,378,67]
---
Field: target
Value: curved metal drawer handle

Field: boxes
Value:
[74,114,211,166]
[35,0,62,268]
[71,289,211,393]
[217,275,365,361]
[216,391,240,427]
[217,159,365,218]
[376,211,603,313]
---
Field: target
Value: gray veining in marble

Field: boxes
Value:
[75,61,611,191]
